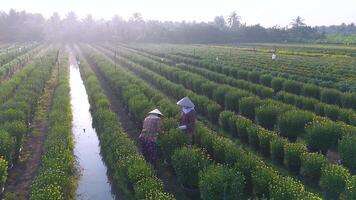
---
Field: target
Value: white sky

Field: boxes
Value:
[1,0,356,27]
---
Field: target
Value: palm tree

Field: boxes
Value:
[290,16,306,28]
[227,11,241,30]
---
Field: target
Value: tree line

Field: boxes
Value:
[0,9,354,43]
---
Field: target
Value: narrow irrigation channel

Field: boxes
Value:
[69,52,115,200]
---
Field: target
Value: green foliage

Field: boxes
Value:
[158,128,189,160]
[344,176,356,200]
[0,157,8,190]
[224,91,246,112]
[300,152,328,183]
[172,147,211,187]
[270,137,288,164]
[252,165,277,197]
[0,129,14,161]
[134,177,164,199]
[271,77,285,92]
[239,96,261,120]
[248,71,260,83]
[256,128,276,157]
[284,143,307,173]
[283,80,302,94]
[255,105,281,130]
[269,176,306,200]
[323,104,340,121]
[278,110,314,142]
[338,135,356,174]
[319,164,350,199]
[305,119,340,154]
[207,103,222,124]
[301,84,320,99]
[235,116,254,142]
[260,74,272,87]
[246,125,259,148]
[218,112,233,132]
[320,88,342,105]
[341,93,356,109]
[199,164,245,200]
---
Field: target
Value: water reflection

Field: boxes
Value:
[69,56,115,200]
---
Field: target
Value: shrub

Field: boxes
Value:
[255,105,281,130]
[172,147,211,187]
[201,82,217,99]
[158,128,189,160]
[224,91,247,112]
[301,84,320,99]
[305,119,340,154]
[323,104,340,121]
[338,135,356,174]
[127,156,155,184]
[212,86,229,106]
[237,70,249,80]
[247,125,259,148]
[258,87,274,98]
[219,111,234,131]
[298,96,318,111]
[252,165,277,198]
[283,80,302,94]
[260,74,272,87]
[300,152,328,184]
[239,97,262,120]
[235,116,254,142]
[319,164,350,199]
[278,110,314,142]
[2,121,27,151]
[271,77,285,92]
[0,157,8,191]
[248,71,260,83]
[134,177,164,199]
[270,137,288,164]
[284,143,307,173]
[269,176,305,200]
[0,129,15,161]
[207,103,222,124]
[341,93,356,109]
[343,175,356,200]
[320,88,342,105]
[314,103,325,116]
[257,129,276,157]
[145,191,175,200]
[199,164,245,200]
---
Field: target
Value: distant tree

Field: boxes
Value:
[227,11,241,30]
[213,16,226,30]
[290,16,306,28]
[130,12,143,23]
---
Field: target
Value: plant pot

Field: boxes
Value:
[181,184,200,199]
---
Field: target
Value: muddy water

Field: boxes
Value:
[69,55,115,200]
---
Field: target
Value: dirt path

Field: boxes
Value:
[2,54,59,200]
[78,46,193,200]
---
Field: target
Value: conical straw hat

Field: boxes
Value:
[148,108,163,116]
[176,96,195,108]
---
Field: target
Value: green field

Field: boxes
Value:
[0,43,355,200]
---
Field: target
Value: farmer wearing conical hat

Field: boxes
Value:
[139,108,163,166]
[177,97,197,144]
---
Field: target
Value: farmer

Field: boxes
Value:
[139,108,163,166]
[177,97,197,144]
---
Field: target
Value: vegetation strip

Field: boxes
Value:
[0,49,57,198]
[30,50,77,200]
[82,46,324,199]
[76,47,175,200]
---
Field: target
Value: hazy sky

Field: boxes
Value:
[2,0,356,27]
